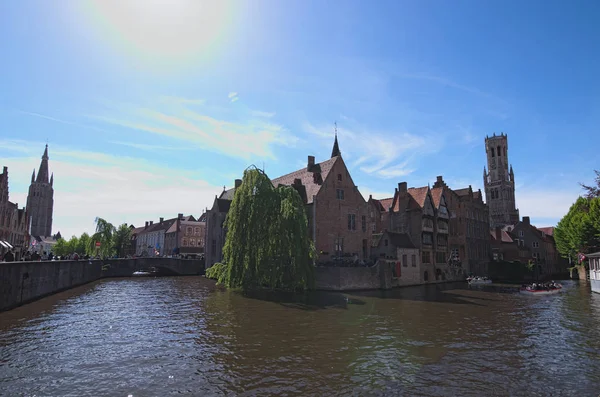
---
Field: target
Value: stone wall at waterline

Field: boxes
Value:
[0,258,204,312]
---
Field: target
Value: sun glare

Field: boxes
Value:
[83,0,232,62]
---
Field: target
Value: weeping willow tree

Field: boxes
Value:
[217,166,315,291]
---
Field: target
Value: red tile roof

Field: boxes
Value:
[430,187,443,208]
[378,197,394,211]
[407,186,429,208]
[271,157,338,204]
[537,227,554,236]
[454,187,471,196]
[490,230,514,243]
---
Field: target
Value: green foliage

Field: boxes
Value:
[206,262,227,281]
[580,169,600,199]
[555,197,600,260]
[91,217,116,258]
[113,223,133,257]
[221,167,315,291]
[66,236,79,255]
[52,238,68,256]
[77,233,91,255]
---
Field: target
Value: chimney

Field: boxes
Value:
[369,194,372,200]
[178,213,183,219]
[2,166,6,173]
[307,155,315,171]
[495,227,502,241]
[145,221,149,229]
[159,217,164,223]
[398,182,407,193]
[235,179,242,188]
[150,221,153,225]
[523,216,530,225]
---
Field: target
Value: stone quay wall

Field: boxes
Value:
[0,258,204,312]
[315,262,393,291]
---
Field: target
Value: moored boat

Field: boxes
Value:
[519,282,562,296]
[467,276,492,285]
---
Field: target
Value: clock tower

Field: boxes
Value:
[483,133,519,228]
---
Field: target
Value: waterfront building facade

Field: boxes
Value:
[0,166,30,260]
[205,135,372,268]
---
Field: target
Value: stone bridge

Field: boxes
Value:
[0,257,204,312]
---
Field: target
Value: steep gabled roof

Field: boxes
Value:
[271,157,338,204]
[490,230,514,243]
[430,187,444,208]
[454,187,471,196]
[407,186,429,208]
[220,188,236,200]
[538,227,554,236]
[377,197,394,211]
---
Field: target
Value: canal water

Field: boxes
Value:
[0,278,599,396]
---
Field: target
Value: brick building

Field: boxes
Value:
[164,214,206,257]
[367,196,393,234]
[388,182,453,281]
[371,230,421,283]
[0,166,30,260]
[204,134,372,268]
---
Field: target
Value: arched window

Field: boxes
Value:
[182,238,188,246]
[195,227,200,235]
[187,227,192,235]
[491,147,495,157]
[190,239,196,246]
[497,145,501,156]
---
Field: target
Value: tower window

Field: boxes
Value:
[491,148,495,157]
[497,146,501,156]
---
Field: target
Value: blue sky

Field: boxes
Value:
[1,0,599,237]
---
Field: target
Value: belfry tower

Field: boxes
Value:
[26,145,54,237]
[483,133,519,228]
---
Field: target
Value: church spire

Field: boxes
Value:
[331,122,341,158]
[35,144,50,184]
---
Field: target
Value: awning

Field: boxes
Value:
[4,241,13,249]
[0,241,8,249]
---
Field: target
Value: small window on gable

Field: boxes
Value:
[337,173,342,181]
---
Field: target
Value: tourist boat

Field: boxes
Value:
[519,283,562,296]
[467,276,492,285]
[587,252,600,294]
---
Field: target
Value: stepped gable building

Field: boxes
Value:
[388,182,452,281]
[483,133,519,228]
[26,145,54,238]
[205,133,371,268]
[0,166,30,259]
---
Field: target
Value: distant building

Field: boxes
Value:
[0,166,30,260]
[26,145,54,238]
[483,133,519,228]
[371,230,421,284]
[164,214,206,257]
[367,196,393,234]
[205,134,372,268]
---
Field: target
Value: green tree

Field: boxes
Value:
[66,235,79,254]
[113,223,133,258]
[555,196,600,260]
[580,170,600,199]
[53,238,68,256]
[92,217,115,258]
[218,167,315,291]
[77,232,91,255]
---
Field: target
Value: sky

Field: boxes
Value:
[0,0,599,238]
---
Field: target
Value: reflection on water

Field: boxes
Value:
[0,278,599,396]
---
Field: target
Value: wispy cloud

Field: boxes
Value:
[304,122,436,180]
[251,110,276,118]
[159,96,206,106]
[228,92,239,103]
[89,99,299,160]
[13,109,111,134]
[109,140,196,152]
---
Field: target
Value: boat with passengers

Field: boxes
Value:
[467,276,492,285]
[519,281,562,296]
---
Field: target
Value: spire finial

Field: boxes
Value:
[331,121,341,158]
